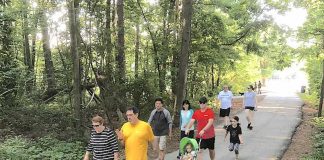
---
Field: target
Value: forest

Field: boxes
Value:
[0,0,323,159]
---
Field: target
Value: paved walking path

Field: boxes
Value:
[166,79,303,160]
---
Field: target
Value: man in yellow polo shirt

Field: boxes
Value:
[116,107,154,160]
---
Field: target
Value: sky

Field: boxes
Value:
[265,7,308,48]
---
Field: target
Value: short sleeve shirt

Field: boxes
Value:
[244,91,256,107]
[192,108,215,139]
[218,91,233,109]
[121,121,154,160]
[226,125,242,144]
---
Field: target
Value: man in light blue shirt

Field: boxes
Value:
[217,85,233,129]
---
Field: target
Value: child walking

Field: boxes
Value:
[224,116,243,160]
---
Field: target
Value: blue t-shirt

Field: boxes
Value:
[180,109,194,131]
[218,90,233,109]
[244,91,256,107]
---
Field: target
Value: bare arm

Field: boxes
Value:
[224,131,228,141]
[115,129,125,146]
[83,151,90,160]
[165,110,173,136]
[185,119,195,134]
[199,119,214,136]
[239,134,243,144]
[202,119,214,132]
[114,152,119,160]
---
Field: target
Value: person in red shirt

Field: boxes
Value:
[185,96,215,160]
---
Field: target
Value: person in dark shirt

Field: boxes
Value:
[257,81,262,94]
[148,98,172,160]
[84,115,119,160]
[224,116,243,160]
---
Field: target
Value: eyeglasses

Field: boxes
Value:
[92,124,100,128]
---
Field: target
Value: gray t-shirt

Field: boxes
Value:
[244,91,256,107]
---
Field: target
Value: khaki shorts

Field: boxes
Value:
[154,136,167,150]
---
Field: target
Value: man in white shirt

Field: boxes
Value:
[217,85,233,129]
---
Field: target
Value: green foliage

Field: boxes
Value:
[127,74,158,119]
[299,93,319,108]
[312,117,324,129]
[304,58,322,102]
[0,136,84,159]
[0,0,297,155]
[303,117,324,160]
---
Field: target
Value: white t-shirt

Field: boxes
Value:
[217,90,233,109]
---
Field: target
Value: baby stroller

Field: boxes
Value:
[179,137,200,160]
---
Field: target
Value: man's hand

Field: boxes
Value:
[83,151,90,160]
[114,152,119,160]
[198,130,205,137]
[185,129,189,135]
[115,129,124,140]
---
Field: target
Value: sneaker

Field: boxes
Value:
[177,156,181,160]
[247,123,253,130]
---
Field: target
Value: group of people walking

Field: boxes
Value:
[83,84,259,160]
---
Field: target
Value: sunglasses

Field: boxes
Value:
[92,124,100,128]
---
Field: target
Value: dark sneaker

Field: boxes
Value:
[247,123,253,130]
[177,156,181,159]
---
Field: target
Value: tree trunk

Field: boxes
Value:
[171,0,181,96]
[134,22,140,107]
[99,0,122,128]
[319,60,324,117]
[115,0,126,115]
[216,65,221,89]
[68,0,82,129]
[176,0,193,109]
[22,0,33,92]
[136,0,162,94]
[135,23,140,78]
[116,0,125,83]
[22,10,31,68]
[40,10,56,92]
[211,64,215,90]
[190,66,197,99]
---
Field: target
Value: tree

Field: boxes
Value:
[68,0,82,130]
[176,0,193,110]
[296,0,324,117]
[39,1,56,95]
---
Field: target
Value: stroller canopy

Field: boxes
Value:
[179,137,199,155]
